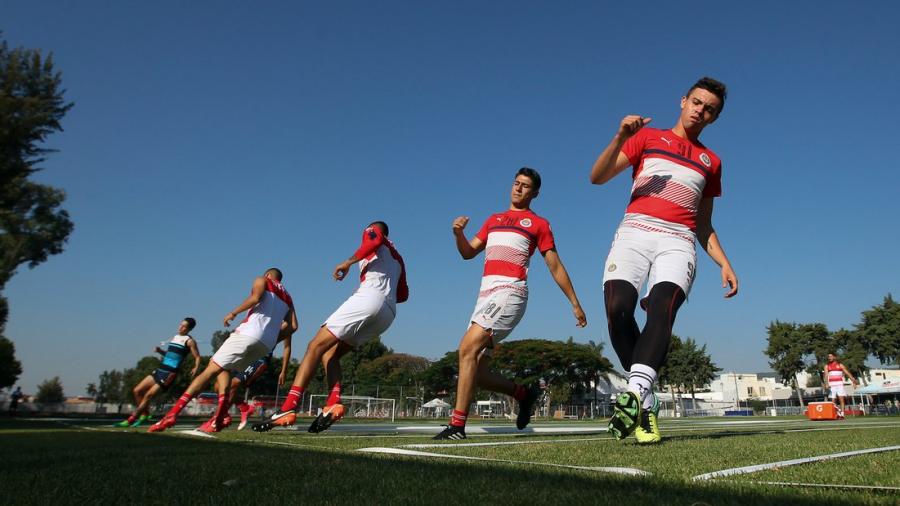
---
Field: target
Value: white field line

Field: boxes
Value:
[398,423,900,449]
[403,437,611,448]
[357,447,649,476]
[743,481,900,492]
[233,439,337,451]
[179,429,216,438]
[692,445,900,481]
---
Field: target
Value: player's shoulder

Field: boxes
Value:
[522,210,551,229]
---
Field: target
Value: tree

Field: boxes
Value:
[85,370,126,404]
[0,335,22,388]
[35,376,64,404]
[0,35,74,331]
[211,330,229,353]
[421,351,459,400]
[658,335,688,415]
[857,294,900,365]
[764,321,808,405]
[682,338,721,407]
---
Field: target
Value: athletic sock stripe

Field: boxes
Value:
[630,371,655,382]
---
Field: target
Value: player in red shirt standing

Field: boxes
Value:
[590,77,738,444]
[434,168,587,440]
[824,353,858,418]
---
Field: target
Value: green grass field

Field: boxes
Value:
[1,415,898,505]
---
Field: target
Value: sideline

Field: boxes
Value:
[692,445,900,481]
[357,446,649,476]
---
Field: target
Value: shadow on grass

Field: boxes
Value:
[0,421,887,506]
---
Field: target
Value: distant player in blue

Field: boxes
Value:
[115,318,201,427]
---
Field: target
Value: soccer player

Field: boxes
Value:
[148,268,298,433]
[222,337,292,431]
[253,221,408,433]
[434,168,587,440]
[590,77,738,444]
[114,318,201,427]
[824,353,858,418]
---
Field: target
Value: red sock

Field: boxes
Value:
[168,393,194,416]
[280,386,304,412]
[235,401,250,412]
[450,409,468,428]
[325,382,341,406]
[213,395,228,422]
[513,384,527,402]
[126,414,137,424]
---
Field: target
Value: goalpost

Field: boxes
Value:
[307,395,396,422]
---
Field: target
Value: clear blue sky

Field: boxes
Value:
[5,2,899,395]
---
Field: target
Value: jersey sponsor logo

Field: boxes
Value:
[607,262,617,272]
[660,136,673,147]
[699,152,711,167]
[519,218,532,228]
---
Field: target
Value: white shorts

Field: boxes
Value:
[324,289,396,347]
[469,285,528,347]
[602,224,697,296]
[211,333,271,371]
[829,383,847,398]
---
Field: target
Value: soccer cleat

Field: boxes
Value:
[198,416,222,434]
[433,425,467,440]
[634,395,661,445]
[251,409,296,433]
[516,386,540,430]
[237,404,255,431]
[607,391,641,440]
[113,419,132,428]
[308,403,346,433]
[130,415,151,428]
[147,413,177,433]
[221,414,233,429]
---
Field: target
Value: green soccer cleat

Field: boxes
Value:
[113,419,132,428]
[130,415,151,428]
[607,391,641,440]
[634,394,661,444]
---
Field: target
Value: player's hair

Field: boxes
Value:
[369,221,390,237]
[183,317,197,331]
[516,167,542,191]
[265,267,283,281]
[687,76,727,115]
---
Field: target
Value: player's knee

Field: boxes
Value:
[604,280,638,317]
[645,281,686,318]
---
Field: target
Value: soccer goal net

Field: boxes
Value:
[307,395,395,422]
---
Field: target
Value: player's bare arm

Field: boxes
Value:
[696,198,738,298]
[542,249,587,327]
[187,338,201,377]
[590,115,652,185]
[333,255,359,281]
[452,216,485,260]
[841,364,858,386]
[224,276,267,326]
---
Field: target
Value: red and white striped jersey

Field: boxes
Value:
[826,362,845,385]
[620,128,722,236]
[235,278,294,349]
[353,225,409,305]
[475,209,555,295]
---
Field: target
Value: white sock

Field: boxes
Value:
[628,363,657,410]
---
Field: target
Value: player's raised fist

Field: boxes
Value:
[618,115,651,139]
[452,216,469,233]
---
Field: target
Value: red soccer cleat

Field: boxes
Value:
[147,413,177,433]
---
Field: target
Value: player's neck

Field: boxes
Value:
[671,122,703,143]
[508,203,531,212]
